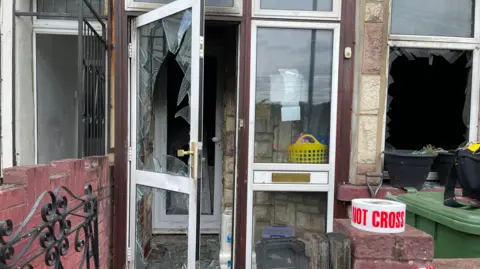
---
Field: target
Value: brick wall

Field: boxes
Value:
[334,219,434,269]
[0,156,112,269]
[222,81,236,210]
[221,32,237,210]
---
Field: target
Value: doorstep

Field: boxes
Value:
[433,259,480,269]
[336,184,460,202]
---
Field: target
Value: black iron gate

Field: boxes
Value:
[0,185,99,269]
[78,0,109,157]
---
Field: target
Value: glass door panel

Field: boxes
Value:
[135,0,234,8]
[130,0,204,268]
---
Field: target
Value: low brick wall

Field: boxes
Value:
[0,156,112,268]
[334,219,434,269]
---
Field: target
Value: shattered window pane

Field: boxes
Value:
[136,9,193,177]
[391,0,474,37]
[136,185,191,269]
[386,48,472,152]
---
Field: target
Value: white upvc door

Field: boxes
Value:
[128,0,205,268]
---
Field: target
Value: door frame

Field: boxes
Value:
[153,48,224,233]
[232,0,356,268]
[127,0,205,267]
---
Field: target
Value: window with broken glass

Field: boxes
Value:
[386,0,480,180]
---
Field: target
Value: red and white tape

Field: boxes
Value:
[418,266,434,269]
[351,198,406,233]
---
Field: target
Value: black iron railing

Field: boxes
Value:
[0,185,99,269]
[79,0,108,157]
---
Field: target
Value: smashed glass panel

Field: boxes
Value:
[136,9,193,176]
[386,48,471,151]
[136,185,190,269]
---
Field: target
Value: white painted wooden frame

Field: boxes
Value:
[252,0,341,21]
[382,1,480,179]
[245,20,340,269]
[126,0,242,16]
[153,48,224,233]
[128,0,203,267]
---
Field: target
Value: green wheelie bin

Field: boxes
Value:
[386,189,480,258]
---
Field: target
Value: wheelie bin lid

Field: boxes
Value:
[386,189,480,235]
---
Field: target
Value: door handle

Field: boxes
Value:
[177,149,195,157]
[212,137,221,143]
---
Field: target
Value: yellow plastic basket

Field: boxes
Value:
[287,134,328,164]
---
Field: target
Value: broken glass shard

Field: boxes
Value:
[175,106,190,124]
[162,10,192,54]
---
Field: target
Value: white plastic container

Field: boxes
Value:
[219,208,233,269]
[220,208,233,251]
[252,251,257,269]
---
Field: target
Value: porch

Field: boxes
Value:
[1,0,480,268]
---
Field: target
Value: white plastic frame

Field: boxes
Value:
[126,0,242,16]
[128,0,203,268]
[245,20,340,269]
[252,0,341,21]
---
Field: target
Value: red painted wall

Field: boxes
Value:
[0,156,112,269]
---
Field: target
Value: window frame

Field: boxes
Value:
[252,0,342,21]
[125,0,242,16]
[383,0,480,179]
[248,20,340,174]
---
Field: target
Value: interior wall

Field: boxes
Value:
[36,34,78,163]
[204,24,238,211]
